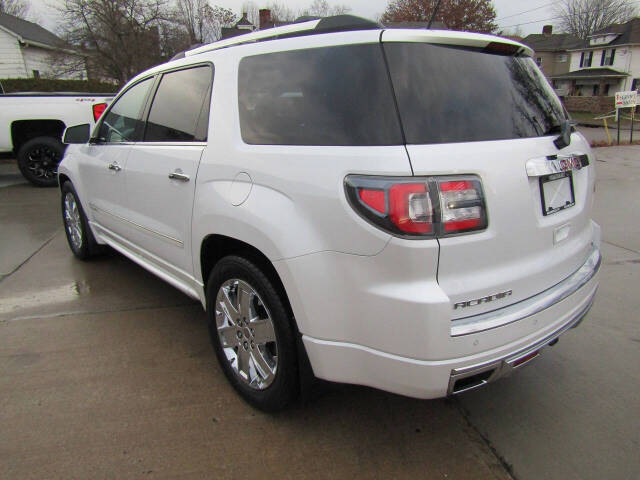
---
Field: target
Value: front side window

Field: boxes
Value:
[238,44,403,146]
[384,43,566,145]
[580,51,593,68]
[98,77,153,143]
[601,48,616,66]
[144,66,213,142]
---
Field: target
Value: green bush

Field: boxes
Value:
[0,78,119,94]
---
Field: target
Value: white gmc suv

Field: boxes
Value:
[58,16,601,411]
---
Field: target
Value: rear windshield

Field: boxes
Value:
[238,44,403,146]
[384,43,566,144]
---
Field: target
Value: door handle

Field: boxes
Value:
[168,169,190,182]
[107,162,122,172]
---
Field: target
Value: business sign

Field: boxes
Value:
[615,90,637,108]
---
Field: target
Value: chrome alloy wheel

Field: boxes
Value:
[63,192,83,250]
[215,279,278,390]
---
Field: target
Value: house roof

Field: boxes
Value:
[236,14,253,27]
[551,67,629,79]
[221,27,249,40]
[520,33,581,52]
[260,21,292,30]
[0,12,64,48]
[571,17,640,50]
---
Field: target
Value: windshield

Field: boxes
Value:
[384,43,566,145]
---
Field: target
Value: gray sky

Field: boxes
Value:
[29,0,558,37]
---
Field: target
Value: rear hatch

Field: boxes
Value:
[382,31,596,319]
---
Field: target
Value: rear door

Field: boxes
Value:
[124,64,213,280]
[382,35,596,318]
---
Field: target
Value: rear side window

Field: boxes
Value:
[238,44,403,146]
[98,77,153,143]
[145,66,213,142]
[384,43,566,144]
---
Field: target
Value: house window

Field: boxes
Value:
[32,70,40,79]
[579,51,593,68]
[632,78,640,91]
[593,85,600,96]
[604,84,610,95]
[536,57,542,66]
[601,49,616,66]
[556,54,568,62]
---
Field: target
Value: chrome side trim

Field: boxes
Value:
[447,294,595,395]
[89,203,183,247]
[451,246,600,337]
[91,222,202,302]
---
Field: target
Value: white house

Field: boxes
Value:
[552,18,640,97]
[0,12,86,80]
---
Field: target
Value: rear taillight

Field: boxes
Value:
[345,175,487,238]
[92,102,107,122]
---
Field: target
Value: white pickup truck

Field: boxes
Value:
[0,91,112,186]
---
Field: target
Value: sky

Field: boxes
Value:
[29,0,559,37]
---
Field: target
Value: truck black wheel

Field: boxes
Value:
[17,136,65,187]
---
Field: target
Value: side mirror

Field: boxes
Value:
[63,124,91,144]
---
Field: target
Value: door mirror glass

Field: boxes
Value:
[63,124,91,144]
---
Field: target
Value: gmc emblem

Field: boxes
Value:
[454,290,513,309]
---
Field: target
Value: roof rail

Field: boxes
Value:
[185,15,382,57]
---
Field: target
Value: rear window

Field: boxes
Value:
[384,43,566,144]
[238,44,403,146]
[145,65,212,142]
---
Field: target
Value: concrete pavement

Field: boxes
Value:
[1,147,639,479]
[458,145,640,480]
[0,163,508,479]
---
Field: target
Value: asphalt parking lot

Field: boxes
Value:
[1,140,639,479]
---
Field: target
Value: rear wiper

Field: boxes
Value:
[552,119,576,150]
[544,124,562,135]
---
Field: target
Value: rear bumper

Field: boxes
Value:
[298,246,600,399]
[451,245,601,336]
[447,294,593,395]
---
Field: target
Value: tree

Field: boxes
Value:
[300,0,351,17]
[172,0,236,44]
[381,0,497,33]
[241,1,259,27]
[0,0,29,18]
[267,2,296,22]
[56,0,170,84]
[554,0,637,40]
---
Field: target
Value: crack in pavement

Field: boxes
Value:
[453,398,518,480]
[602,239,640,255]
[0,230,60,285]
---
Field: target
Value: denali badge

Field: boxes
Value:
[454,290,512,309]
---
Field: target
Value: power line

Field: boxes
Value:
[495,2,556,22]
[497,0,640,29]
[499,15,563,29]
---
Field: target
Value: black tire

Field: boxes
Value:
[17,136,65,187]
[206,255,299,412]
[61,181,103,260]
